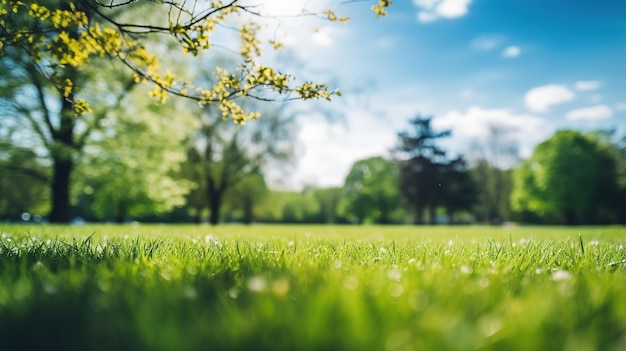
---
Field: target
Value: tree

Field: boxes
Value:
[441,157,477,223]
[280,188,320,223]
[468,124,519,224]
[613,135,626,223]
[77,86,195,223]
[312,187,344,224]
[394,116,450,224]
[339,156,402,224]
[512,130,619,225]
[0,44,135,222]
[0,141,50,220]
[184,100,295,225]
[223,172,269,225]
[0,2,145,222]
[394,116,476,224]
[0,0,391,223]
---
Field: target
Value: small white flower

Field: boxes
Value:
[551,270,571,281]
[247,276,267,292]
[387,266,402,281]
[460,265,473,274]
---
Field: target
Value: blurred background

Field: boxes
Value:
[1,0,625,225]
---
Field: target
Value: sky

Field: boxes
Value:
[257,0,626,190]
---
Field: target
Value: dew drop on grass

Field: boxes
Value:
[43,281,57,295]
[460,265,473,274]
[387,266,402,281]
[271,279,290,297]
[479,317,502,338]
[183,286,197,299]
[228,287,240,299]
[388,283,404,297]
[186,266,198,276]
[160,271,172,281]
[33,261,44,271]
[343,275,359,290]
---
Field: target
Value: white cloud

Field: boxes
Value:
[290,110,396,189]
[574,80,601,91]
[414,0,472,23]
[566,105,613,121]
[615,102,626,111]
[437,0,472,18]
[432,106,548,158]
[417,11,439,23]
[524,84,575,113]
[502,45,521,58]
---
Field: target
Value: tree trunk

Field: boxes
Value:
[563,209,578,225]
[49,96,76,224]
[207,180,224,225]
[208,193,222,225]
[49,157,73,223]
[379,210,389,225]
[243,195,253,225]
[115,202,127,223]
[413,205,424,225]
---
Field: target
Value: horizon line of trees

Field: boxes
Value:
[3,112,625,226]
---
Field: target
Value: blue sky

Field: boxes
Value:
[258,0,626,189]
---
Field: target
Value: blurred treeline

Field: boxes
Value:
[2,106,625,225]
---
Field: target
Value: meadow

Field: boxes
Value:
[1,224,625,351]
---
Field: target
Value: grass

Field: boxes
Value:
[1,224,625,351]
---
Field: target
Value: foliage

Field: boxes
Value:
[77,86,195,222]
[394,116,475,224]
[280,189,321,223]
[339,156,402,224]
[223,172,269,224]
[512,130,619,224]
[311,187,344,224]
[468,124,519,224]
[0,142,50,219]
[470,160,514,223]
[0,0,390,122]
[440,157,477,222]
[183,98,295,225]
[1,224,626,351]
[0,0,391,223]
